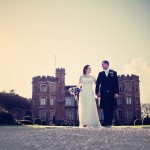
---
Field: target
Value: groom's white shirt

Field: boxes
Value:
[105,68,109,77]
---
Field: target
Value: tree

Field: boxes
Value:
[0,91,31,110]
[141,103,150,118]
[9,89,15,94]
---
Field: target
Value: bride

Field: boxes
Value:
[78,65,101,127]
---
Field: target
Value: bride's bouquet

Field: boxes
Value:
[68,86,82,100]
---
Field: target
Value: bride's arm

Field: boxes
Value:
[77,75,82,88]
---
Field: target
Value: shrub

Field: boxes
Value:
[112,117,120,126]
[34,118,41,125]
[41,120,48,125]
[23,116,33,124]
[0,111,15,125]
[19,120,32,125]
[143,116,150,125]
[68,123,73,126]
[61,122,69,126]
[134,119,142,126]
[55,120,64,126]
[14,120,21,125]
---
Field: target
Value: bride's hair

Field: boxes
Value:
[83,65,90,75]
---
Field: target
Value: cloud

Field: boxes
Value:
[122,58,150,104]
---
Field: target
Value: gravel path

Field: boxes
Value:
[0,126,150,150]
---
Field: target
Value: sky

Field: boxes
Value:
[0,0,150,103]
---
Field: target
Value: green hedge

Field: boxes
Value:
[134,119,142,126]
[19,120,32,125]
[23,116,33,124]
[143,117,150,125]
[34,118,42,125]
[0,111,15,125]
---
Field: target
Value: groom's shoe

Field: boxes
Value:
[102,123,112,127]
[102,123,108,127]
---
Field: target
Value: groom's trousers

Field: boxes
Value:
[102,94,116,126]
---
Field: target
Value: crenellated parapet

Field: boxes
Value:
[55,68,65,75]
[118,74,139,81]
[32,76,57,82]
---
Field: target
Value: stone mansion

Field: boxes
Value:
[31,68,141,125]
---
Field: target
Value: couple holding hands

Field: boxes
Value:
[78,60,119,128]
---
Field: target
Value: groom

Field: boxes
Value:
[96,60,119,126]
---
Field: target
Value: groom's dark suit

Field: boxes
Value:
[96,69,119,126]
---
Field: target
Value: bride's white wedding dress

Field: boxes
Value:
[78,75,101,127]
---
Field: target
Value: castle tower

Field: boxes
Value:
[116,74,141,125]
[55,68,66,121]
[31,76,57,123]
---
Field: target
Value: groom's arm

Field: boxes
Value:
[95,73,101,95]
[113,71,119,99]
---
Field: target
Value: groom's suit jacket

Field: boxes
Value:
[95,70,119,109]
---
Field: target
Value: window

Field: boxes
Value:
[50,111,55,120]
[53,85,56,91]
[119,85,122,92]
[117,96,123,105]
[65,97,75,106]
[65,111,74,120]
[118,110,123,119]
[50,84,56,92]
[50,98,54,105]
[40,84,47,92]
[125,83,132,91]
[134,84,139,92]
[39,111,46,120]
[68,112,74,120]
[62,77,65,83]
[40,97,46,105]
[127,110,133,119]
[126,96,132,105]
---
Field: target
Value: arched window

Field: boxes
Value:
[40,84,47,92]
